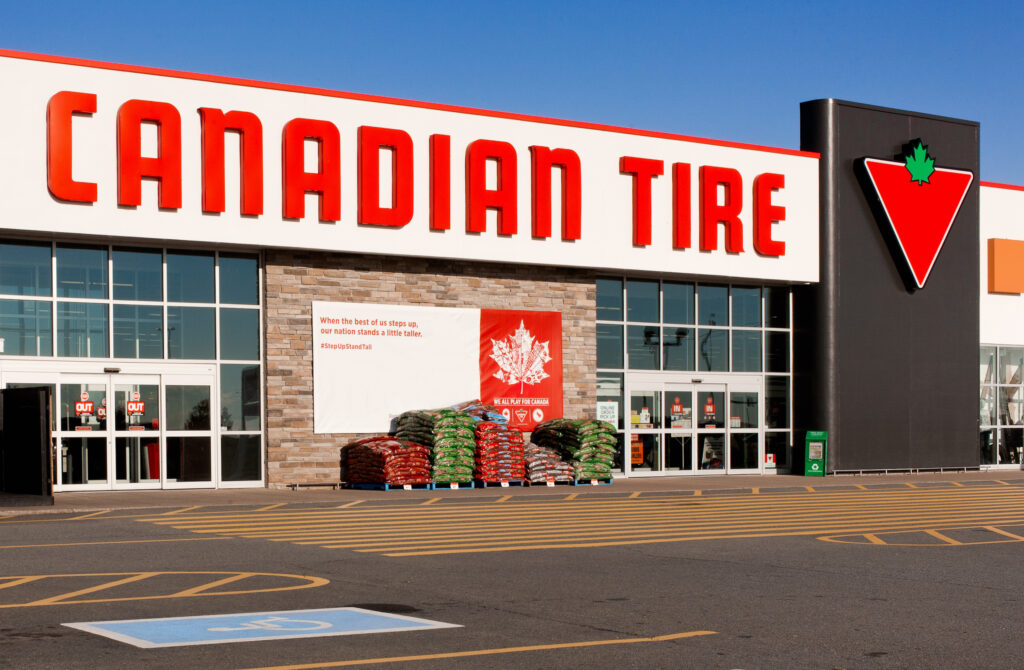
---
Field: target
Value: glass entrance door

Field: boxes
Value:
[112,376,161,487]
[6,370,216,491]
[627,377,763,475]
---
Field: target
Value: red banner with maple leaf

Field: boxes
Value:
[479,309,562,431]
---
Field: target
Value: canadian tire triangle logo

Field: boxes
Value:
[859,140,973,289]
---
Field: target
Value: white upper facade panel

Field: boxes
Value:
[0,51,820,283]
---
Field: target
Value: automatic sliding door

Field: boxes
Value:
[58,378,109,487]
[113,377,160,487]
[665,389,694,472]
[696,386,726,471]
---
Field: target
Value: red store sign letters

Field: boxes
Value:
[46,91,788,256]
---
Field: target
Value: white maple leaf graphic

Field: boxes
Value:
[490,320,551,393]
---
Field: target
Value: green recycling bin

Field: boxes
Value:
[804,431,827,476]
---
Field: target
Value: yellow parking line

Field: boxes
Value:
[924,529,961,545]
[863,534,886,545]
[994,480,1010,486]
[162,505,202,516]
[496,496,512,503]
[905,483,918,489]
[69,510,110,520]
[0,576,46,591]
[805,486,815,492]
[338,500,364,508]
[0,538,226,550]
[751,488,759,495]
[629,492,642,499]
[693,490,702,496]
[240,630,718,669]
[951,482,965,487]
[420,498,441,506]
[256,503,287,512]
[28,572,159,606]
[172,572,255,597]
[856,485,868,491]
[984,526,1024,541]
[564,493,579,501]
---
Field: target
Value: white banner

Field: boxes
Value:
[312,301,480,433]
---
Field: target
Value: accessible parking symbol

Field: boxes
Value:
[64,607,461,648]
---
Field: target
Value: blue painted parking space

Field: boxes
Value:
[64,607,461,648]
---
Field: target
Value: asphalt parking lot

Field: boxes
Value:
[2,472,1024,669]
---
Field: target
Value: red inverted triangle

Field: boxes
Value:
[862,158,973,289]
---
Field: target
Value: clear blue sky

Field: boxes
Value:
[2,1,1022,183]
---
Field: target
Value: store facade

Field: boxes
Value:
[0,50,1017,493]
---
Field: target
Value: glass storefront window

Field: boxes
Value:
[765,286,789,328]
[662,327,694,371]
[730,392,758,428]
[732,330,761,372]
[220,308,259,360]
[766,376,790,429]
[698,285,728,326]
[166,385,211,431]
[56,245,107,299]
[731,287,761,327]
[980,346,996,384]
[766,331,789,373]
[221,435,262,481]
[166,436,212,482]
[766,431,790,468]
[630,390,661,428]
[167,251,215,303]
[980,386,996,426]
[113,304,163,359]
[697,329,728,371]
[626,279,659,323]
[168,306,215,359]
[597,323,623,369]
[57,302,108,357]
[999,347,1024,384]
[0,242,51,296]
[596,278,623,321]
[596,372,624,432]
[221,364,261,431]
[0,299,52,356]
[663,282,694,324]
[998,386,1023,425]
[627,325,659,370]
[730,433,759,469]
[112,248,162,301]
[219,254,259,305]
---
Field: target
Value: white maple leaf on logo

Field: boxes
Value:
[490,320,551,393]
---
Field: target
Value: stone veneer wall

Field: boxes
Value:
[263,250,597,488]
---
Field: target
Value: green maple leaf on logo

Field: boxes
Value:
[904,141,935,184]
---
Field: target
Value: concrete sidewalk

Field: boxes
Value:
[5,469,1023,515]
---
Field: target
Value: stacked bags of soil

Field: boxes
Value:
[474,422,526,483]
[531,419,618,481]
[396,409,476,486]
[524,442,574,483]
[450,399,508,425]
[342,436,432,486]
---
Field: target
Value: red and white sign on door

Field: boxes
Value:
[74,401,94,416]
[126,401,145,416]
[479,309,562,431]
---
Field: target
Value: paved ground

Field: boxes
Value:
[2,471,1023,669]
[6,469,1024,515]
